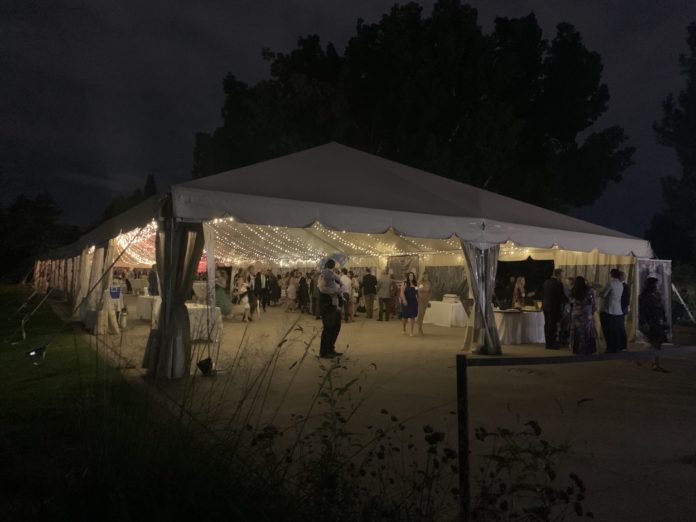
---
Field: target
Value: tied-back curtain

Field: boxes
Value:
[145,214,205,379]
[203,221,217,317]
[460,239,502,355]
[73,248,92,320]
[97,239,117,312]
[83,246,105,329]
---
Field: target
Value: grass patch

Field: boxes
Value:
[0,286,289,521]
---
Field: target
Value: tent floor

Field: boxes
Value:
[58,296,696,520]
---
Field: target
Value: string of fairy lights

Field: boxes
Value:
[110,218,547,269]
[115,221,158,266]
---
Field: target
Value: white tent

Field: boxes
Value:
[36,143,656,378]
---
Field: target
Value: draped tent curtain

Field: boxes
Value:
[460,240,501,355]
[203,221,217,315]
[144,203,205,379]
[83,246,105,330]
[73,248,92,320]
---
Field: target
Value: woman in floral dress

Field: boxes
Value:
[570,276,597,355]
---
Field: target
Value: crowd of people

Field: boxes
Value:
[208,264,435,358]
[207,262,667,366]
[540,268,668,371]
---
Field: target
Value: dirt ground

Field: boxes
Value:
[71,296,696,521]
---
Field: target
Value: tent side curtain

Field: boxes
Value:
[172,187,652,258]
[143,218,205,379]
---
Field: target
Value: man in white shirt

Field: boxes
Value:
[600,268,624,353]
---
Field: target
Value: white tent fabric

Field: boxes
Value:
[172,143,651,257]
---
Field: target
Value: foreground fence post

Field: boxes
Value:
[456,354,470,521]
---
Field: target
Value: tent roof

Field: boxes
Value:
[173,143,651,256]
[40,143,653,260]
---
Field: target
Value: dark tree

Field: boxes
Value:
[0,193,80,282]
[648,22,696,263]
[101,174,157,222]
[143,174,157,198]
[193,0,634,212]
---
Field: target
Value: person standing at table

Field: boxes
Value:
[599,269,624,352]
[542,269,568,349]
[376,269,393,321]
[147,264,159,296]
[416,272,432,335]
[399,272,419,336]
[512,276,527,308]
[570,276,597,355]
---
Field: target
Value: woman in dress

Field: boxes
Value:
[234,274,251,322]
[416,272,433,335]
[399,271,419,336]
[512,276,527,308]
[286,271,298,311]
[350,270,360,319]
[570,276,596,355]
[639,276,668,372]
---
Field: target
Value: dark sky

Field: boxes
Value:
[2,1,694,236]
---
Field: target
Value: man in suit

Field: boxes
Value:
[618,271,631,351]
[362,268,378,319]
[542,268,568,349]
[376,269,393,321]
[255,269,270,312]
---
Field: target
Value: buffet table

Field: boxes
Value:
[423,300,469,328]
[130,278,148,294]
[494,310,545,344]
[192,281,208,302]
[136,295,159,321]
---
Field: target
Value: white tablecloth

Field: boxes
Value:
[494,310,545,344]
[186,303,223,341]
[423,300,469,327]
[136,295,159,320]
[192,281,208,302]
[150,300,223,341]
[130,278,148,293]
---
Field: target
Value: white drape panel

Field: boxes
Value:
[83,246,104,327]
[203,221,217,311]
[72,248,92,320]
[460,240,501,355]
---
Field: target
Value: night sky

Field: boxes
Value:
[2,0,694,236]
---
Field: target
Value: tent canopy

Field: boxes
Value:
[173,143,651,257]
[43,143,652,260]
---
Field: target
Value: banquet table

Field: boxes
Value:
[130,278,148,294]
[423,300,469,327]
[192,281,208,302]
[136,295,159,321]
[150,299,223,341]
[494,310,545,345]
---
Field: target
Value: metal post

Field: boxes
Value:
[456,353,470,520]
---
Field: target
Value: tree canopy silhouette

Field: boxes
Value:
[0,193,80,282]
[101,174,157,223]
[193,0,633,213]
[648,22,696,264]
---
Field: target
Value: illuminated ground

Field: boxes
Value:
[61,296,696,520]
